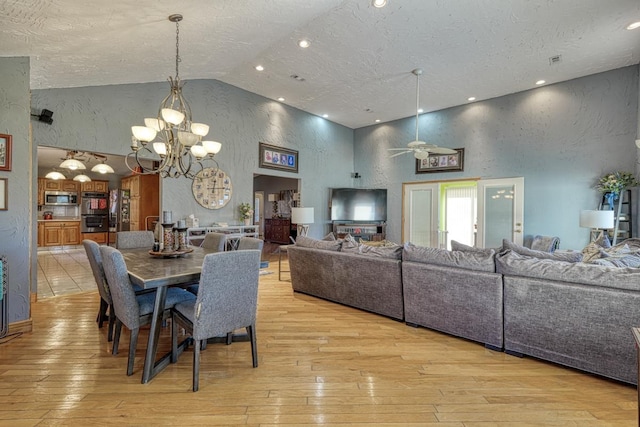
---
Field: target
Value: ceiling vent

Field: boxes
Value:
[549,55,562,65]
[290,74,306,82]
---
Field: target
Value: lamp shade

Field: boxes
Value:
[73,174,91,182]
[268,194,278,202]
[59,158,86,170]
[579,210,614,229]
[292,207,314,224]
[45,171,66,180]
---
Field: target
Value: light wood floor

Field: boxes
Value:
[3,247,638,425]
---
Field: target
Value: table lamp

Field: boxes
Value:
[292,207,314,237]
[579,209,614,242]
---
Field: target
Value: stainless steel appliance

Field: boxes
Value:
[44,191,78,206]
[80,192,108,233]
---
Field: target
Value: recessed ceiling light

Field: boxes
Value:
[627,21,640,30]
[375,119,381,123]
[467,97,476,101]
[417,108,424,113]
[322,114,329,118]
[298,39,311,48]
[535,80,546,85]
[277,97,285,102]
[255,65,264,71]
[372,0,387,8]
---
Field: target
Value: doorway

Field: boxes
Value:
[252,174,300,238]
[402,177,524,248]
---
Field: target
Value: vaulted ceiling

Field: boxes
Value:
[3,0,640,129]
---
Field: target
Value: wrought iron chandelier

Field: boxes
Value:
[127,14,222,179]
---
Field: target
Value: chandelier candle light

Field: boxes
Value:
[128,14,222,179]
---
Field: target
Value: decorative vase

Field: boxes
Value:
[244,218,251,226]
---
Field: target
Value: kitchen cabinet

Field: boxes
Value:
[43,221,81,246]
[264,218,292,244]
[61,180,80,192]
[42,179,80,192]
[120,174,159,231]
[81,232,108,244]
[81,180,108,192]
[44,180,62,191]
[37,222,44,246]
[37,178,45,205]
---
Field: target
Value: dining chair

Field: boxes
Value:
[171,250,261,391]
[83,240,116,341]
[200,232,227,251]
[186,232,227,296]
[99,246,196,376]
[116,231,155,249]
[236,237,264,251]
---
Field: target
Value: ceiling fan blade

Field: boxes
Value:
[387,148,412,151]
[389,151,411,158]
[428,146,457,154]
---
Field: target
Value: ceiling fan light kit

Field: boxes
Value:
[388,68,456,160]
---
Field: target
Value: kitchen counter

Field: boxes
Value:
[38,218,80,222]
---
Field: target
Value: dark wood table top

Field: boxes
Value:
[120,247,210,289]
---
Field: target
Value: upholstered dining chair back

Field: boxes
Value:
[116,231,154,249]
[237,237,264,251]
[100,246,142,330]
[194,250,260,340]
[201,232,227,251]
[84,240,111,305]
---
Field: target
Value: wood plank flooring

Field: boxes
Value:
[2,249,637,426]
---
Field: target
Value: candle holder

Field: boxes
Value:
[161,223,175,252]
[175,227,189,251]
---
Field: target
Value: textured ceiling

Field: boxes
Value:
[2,0,640,129]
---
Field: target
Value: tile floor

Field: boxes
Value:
[37,246,97,298]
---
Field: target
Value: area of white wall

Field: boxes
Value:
[31,78,355,240]
[354,66,640,250]
[0,57,32,323]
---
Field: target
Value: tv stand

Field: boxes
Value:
[333,222,386,241]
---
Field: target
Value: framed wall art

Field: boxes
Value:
[0,134,12,171]
[416,148,464,174]
[0,178,7,210]
[259,142,298,173]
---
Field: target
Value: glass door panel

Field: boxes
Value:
[477,177,524,247]
[402,183,439,247]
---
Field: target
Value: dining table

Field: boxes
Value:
[120,246,211,384]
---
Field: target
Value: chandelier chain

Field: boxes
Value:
[175,19,181,79]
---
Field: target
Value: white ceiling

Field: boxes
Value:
[3,0,640,130]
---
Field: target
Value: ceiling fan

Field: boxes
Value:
[388,68,456,160]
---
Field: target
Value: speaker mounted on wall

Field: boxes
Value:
[31,109,54,125]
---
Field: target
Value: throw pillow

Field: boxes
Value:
[340,234,360,253]
[322,232,337,241]
[502,239,583,263]
[295,235,342,251]
[450,240,496,255]
[358,243,402,259]
[581,242,602,263]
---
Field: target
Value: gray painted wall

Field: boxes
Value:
[0,57,33,324]
[354,66,640,250]
[31,79,355,238]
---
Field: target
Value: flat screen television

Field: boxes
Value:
[330,188,387,222]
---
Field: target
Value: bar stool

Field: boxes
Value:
[278,245,291,281]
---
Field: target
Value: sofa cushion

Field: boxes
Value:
[295,235,342,251]
[322,232,337,241]
[450,240,496,255]
[358,243,402,259]
[403,242,496,272]
[340,234,360,253]
[502,239,583,263]
[496,250,640,291]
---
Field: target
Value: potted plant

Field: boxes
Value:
[239,202,254,226]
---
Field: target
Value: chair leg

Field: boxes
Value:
[107,305,115,342]
[97,298,108,327]
[127,327,139,376]
[193,339,201,392]
[112,320,123,355]
[226,331,233,345]
[247,324,258,368]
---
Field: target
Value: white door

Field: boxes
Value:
[477,177,524,248]
[402,182,440,247]
[254,191,264,238]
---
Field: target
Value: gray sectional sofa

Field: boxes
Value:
[287,235,640,385]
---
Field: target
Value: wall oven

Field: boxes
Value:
[44,191,78,206]
[81,215,108,233]
[81,192,109,233]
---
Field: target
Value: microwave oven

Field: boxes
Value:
[44,191,78,206]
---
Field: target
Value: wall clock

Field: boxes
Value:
[191,167,233,210]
